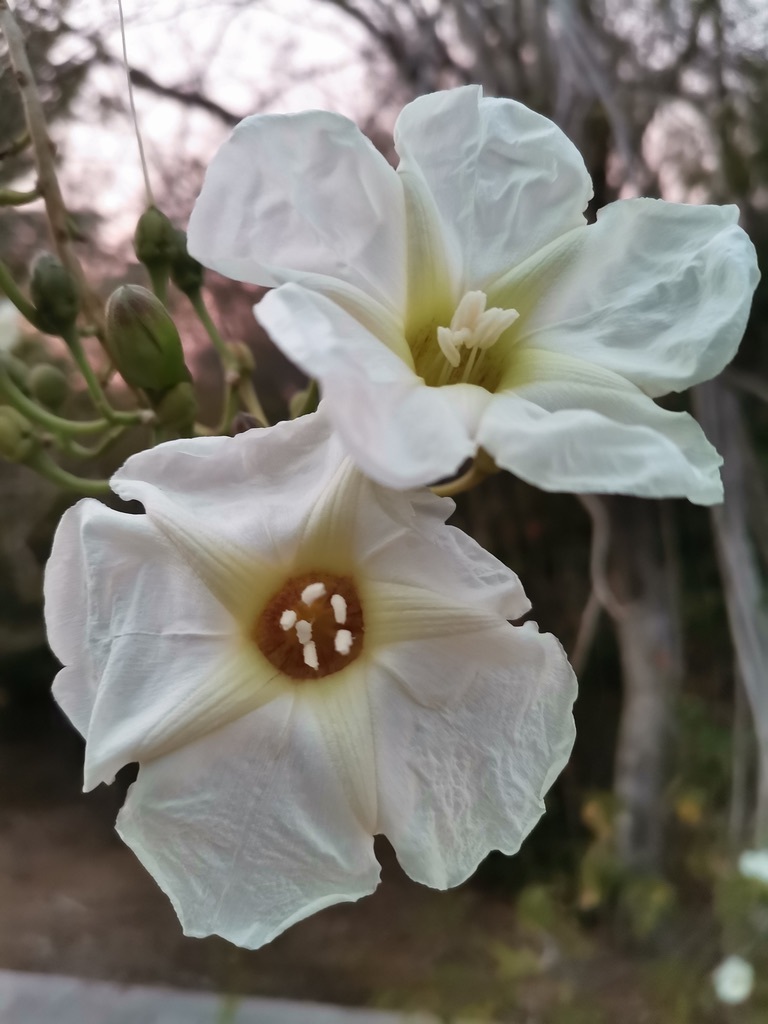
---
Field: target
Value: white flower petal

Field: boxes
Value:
[188,110,407,317]
[509,198,759,397]
[117,696,380,950]
[371,622,576,887]
[257,284,476,488]
[44,498,233,738]
[479,354,723,504]
[303,674,378,833]
[83,641,284,791]
[394,86,592,292]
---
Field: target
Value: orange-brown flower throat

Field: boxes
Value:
[253,572,364,680]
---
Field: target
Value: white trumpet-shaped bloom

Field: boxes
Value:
[189,86,759,503]
[44,412,576,950]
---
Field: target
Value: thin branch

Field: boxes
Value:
[0,0,103,329]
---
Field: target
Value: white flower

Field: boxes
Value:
[189,85,759,503]
[739,848,768,885]
[712,955,754,1005]
[0,300,19,353]
[44,412,576,950]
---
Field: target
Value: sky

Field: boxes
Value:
[49,0,382,246]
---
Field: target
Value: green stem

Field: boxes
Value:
[0,129,30,159]
[295,378,319,417]
[61,425,127,459]
[27,450,111,496]
[189,291,235,368]
[236,377,269,426]
[148,264,169,306]
[0,259,40,326]
[62,326,142,425]
[0,366,112,436]
[0,186,40,206]
[214,381,238,435]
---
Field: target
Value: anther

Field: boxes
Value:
[303,641,319,670]
[301,581,326,605]
[334,629,353,655]
[279,609,297,631]
[295,619,313,645]
[330,593,347,624]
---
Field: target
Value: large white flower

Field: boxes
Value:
[44,412,576,950]
[188,86,759,503]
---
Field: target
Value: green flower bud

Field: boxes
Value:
[154,381,197,430]
[169,229,205,296]
[28,363,69,410]
[30,253,80,336]
[0,405,35,462]
[105,285,190,391]
[133,207,177,269]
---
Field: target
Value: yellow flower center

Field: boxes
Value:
[253,572,364,680]
[409,290,519,389]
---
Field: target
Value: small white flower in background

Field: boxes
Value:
[712,955,754,1005]
[189,85,759,503]
[739,848,768,885]
[0,300,19,353]
[44,412,576,950]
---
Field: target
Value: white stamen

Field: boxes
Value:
[451,290,487,331]
[301,581,326,606]
[436,326,461,367]
[334,629,353,655]
[295,619,313,645]
[279,609,297,631]
[330,593,348,624]
[437,290,519,375]
[302,641,319,669]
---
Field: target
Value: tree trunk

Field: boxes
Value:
[607,497,683,871]
[694,378,768,846]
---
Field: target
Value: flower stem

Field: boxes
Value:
[0,365,112,436]
[62,326,142,425]
[0,0,103,331]
[0,258,40,326]
[0,186,40,206]
[26,450,111,496]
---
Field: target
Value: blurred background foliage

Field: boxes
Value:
[1,1,768,1021]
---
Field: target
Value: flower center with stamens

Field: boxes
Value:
[408,290,520,390]
[253,572,364,680]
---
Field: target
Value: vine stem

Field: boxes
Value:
[0,0,103,330]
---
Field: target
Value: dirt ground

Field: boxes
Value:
[0,674,728,1024]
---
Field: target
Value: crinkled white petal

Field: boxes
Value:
[257,284,476,488]
[117,695,380,950]
[188,110,407,318]
[510,198,759,398]
[478,353,723,504]
[44,499,233,740]
[370,621,576,887]
[394,85,592,293]
[349,481,530,622]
